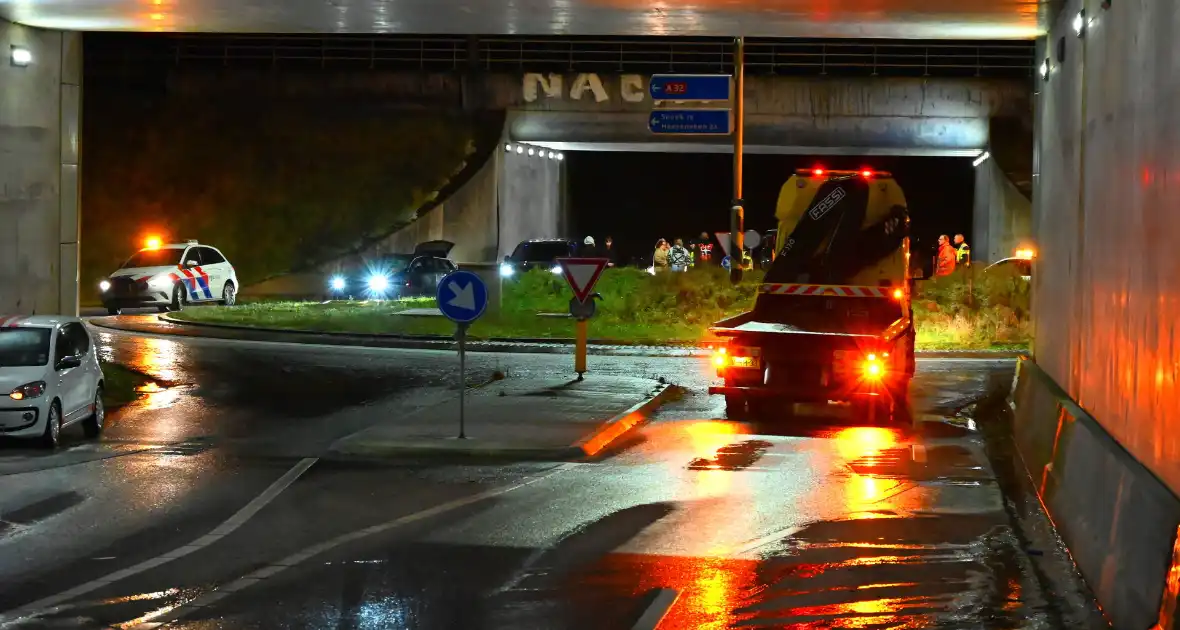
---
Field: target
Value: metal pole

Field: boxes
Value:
[575,318,587,379]
[458,323,467,439]
[731,36,746,284]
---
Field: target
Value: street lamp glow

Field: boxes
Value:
[330,276,346,291]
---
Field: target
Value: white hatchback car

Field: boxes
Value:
[99,240,239,315]
[0,315,105,448]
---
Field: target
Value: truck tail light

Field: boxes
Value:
[712,347,727,367]
[862,354,884,380]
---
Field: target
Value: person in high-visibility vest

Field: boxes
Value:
[936,234,957,276]
[954,234,971,266]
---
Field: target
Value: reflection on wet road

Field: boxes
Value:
[0,322,1104,629]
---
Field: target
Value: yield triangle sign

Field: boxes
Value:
[557,257,609,303]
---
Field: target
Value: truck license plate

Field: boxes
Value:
[731,355,758,368]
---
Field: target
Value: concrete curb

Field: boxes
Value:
[94,314,1025,360]
[327,382,683,462]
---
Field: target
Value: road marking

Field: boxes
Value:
[0,457,317,625]
[632,588,679,630]
[136,463,578,629]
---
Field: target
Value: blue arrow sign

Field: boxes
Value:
[649,74,732,101]
[437,270,488,324]
[721,256,732,270]
[648,109,732,135]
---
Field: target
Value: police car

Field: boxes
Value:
[99,240,239,315]
[0,315,105,448]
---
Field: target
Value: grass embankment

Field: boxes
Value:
[100,361,153,407]
[172,266,1031,350]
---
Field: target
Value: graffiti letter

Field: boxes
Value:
[620,74,644,102]
[570,73,609,102]
[523,73,563,103]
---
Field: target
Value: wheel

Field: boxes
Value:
[724,395,746,420]
[106,306,122,316]
[170,283,188,311]
[220,281,237,306]
[83,388,105,438]
[40,401,62,449]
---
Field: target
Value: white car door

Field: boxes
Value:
[52,325,88,420]
[199,246,231,300]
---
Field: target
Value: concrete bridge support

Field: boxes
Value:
[0,20,81,316]
[971,153,1031,263]
[1011,2,1180,627]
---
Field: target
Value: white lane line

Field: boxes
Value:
[632,588,679,630]
[0,457,318,625]
[140,463,578,629]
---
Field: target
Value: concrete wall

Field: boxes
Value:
[497,144,565,260]
[971,155,1032,263]
[507,75,1029,155]
[1012,1,1180,627]
[0,22,80,315]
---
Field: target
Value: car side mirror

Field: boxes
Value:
[186,259,199,267]
[502,255,510,263]
[56,355,82,370]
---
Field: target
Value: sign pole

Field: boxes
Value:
[458,323,467,439]
[575,319,588,379]
[731,36,746,284]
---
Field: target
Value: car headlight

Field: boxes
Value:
[646,266,656,275]
[368,274,390,293]
[499,264,515,277]
[550,265,563,275]
[9,381,46,401]
[99,280,111,292]
[330,276,346,291]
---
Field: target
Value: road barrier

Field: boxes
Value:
[1011,357,1180,629]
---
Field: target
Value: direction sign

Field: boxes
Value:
[721,256,732,270]
[557,258,609,303]
[649,74,732,101]
[436,270,488,324]
[648,110,732,135]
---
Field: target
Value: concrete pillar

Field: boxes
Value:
[496,140,565,259]
[970,153,1032,264]
[0,22,81,316]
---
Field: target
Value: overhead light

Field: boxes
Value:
[10,46,31,67]
[556,153,564,161]
[1073,10,1087,37]
[527,148,535,156]
[1039,59,1050,81]
[504,143,513,152]
[547,151,555,159]
[516,145,524,154]
[972,151,991,167]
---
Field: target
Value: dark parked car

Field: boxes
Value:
[328,240,455,299]
[499,239,577,278]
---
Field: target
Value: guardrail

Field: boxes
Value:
[88,35,1035,78]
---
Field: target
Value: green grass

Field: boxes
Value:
[100,361,153,407]
[172,266,1031,350]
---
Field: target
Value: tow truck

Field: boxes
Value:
[708,168,916,424]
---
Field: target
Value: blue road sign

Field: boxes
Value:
[649,74,732,101]
[437,270,488,324]
[648,109,732,135]
[721,256,732,270]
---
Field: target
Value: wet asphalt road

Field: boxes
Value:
[0,317,1107,629]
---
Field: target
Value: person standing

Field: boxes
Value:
[669,238,691,272]
[603,236,617,267]
[935,234,957,277]
[579,236,599,258]
[652,239,670,272]
[954,234,971,267]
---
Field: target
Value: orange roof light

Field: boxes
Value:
[144,236,163,250]
[1014,247,1036,260]
[892,288,903,299]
